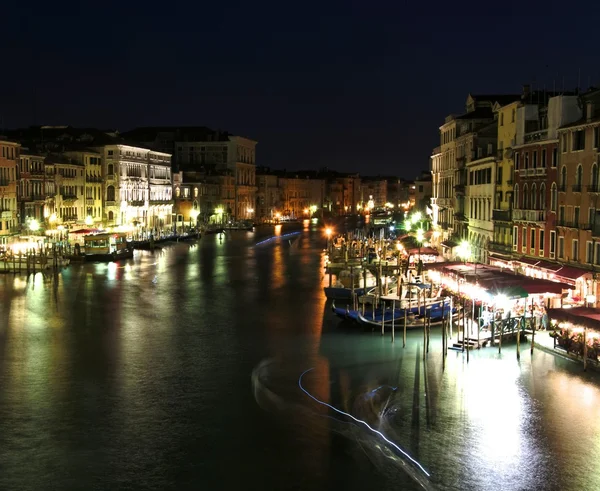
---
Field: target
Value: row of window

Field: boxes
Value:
[560,128,600,153]
[513,225,600,265]
[514,148,558,170]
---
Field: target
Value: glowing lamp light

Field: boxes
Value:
[49,213,57,224]
[411,212,422,224]
[310,205,317,213]
[405,221,412,232]
[416,228,425,243]
[247,207,254,214]
[275,212,281,219]
[457,240,472,262]
[29,219,40,232]
[325,227,333,237]
[190,209,199,221]
[215,207,224,215]
[303,208,309,215]
[85,215,93,226]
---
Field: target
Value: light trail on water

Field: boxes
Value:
[298,367,431,479]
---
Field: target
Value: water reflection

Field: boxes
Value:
[3,228,600,491]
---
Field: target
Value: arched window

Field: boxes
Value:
[514,184,519,209]
[540,183,546,210]
[576,164,583,190]
[560,166,567,190]
[592,163,599,191]
[523,183,529,209]
[551,182,557,212]
[175,187,181,198]
[531,183,537,210]
[107,185,115,201]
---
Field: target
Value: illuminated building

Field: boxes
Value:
[121,127,256,220]
[17,149,46,224]
[64,149,104,226]
[44,154,85,226]
[0,140,20,244]
[94,144,172,231]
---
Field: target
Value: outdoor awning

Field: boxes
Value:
[441,240,458,249]
[69,228,102,234]
[514,257,540,266]
[408,247,438,256]
[532,260,564,272]
[554,266,589,281]
[549,307,600,331]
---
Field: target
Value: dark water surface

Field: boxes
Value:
[1,224,600,491]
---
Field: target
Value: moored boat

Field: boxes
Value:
[84,232,134,262]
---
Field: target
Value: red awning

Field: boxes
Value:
[533,260,564,273]
[69,228,102,234]
[515,257,540,266]
[408,247,439,256]
[554,266,590,281]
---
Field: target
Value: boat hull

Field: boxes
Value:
[85,248,134,263]
[324,287,366,301]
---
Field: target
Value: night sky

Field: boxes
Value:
[2,0,600,177]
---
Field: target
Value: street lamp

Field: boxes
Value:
[457,240,472,264]
[190,208,199,232]
[85,215,93,227]
[215,207,224,225]
[325,227,333,253]
[29,219,39,233]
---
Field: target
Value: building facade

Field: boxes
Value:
[0,141,20,242]
[466,156,495,263]
[18,150,46,225]
[64,150,104,226]
[95,144,172,231]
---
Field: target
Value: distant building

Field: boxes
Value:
[93,144,172,231]
[255,169,280,221]
[45,154,85,226]
[64,149,104,226]
[413,172,432,212]
[359,178,387,209]
[121,127,257,221]
[17,149,46,225]
[0,141,20,243]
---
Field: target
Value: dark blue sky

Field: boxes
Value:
[1,0,599,177]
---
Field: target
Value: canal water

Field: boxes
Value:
[1,223,600,490]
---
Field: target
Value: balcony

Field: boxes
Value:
[588,185,600,193]
[1,210,14,219]
[492,209,512,221]
[454,212,467,221]
[86,175,102,183]
[105,174,115,180]
[129,200,145,207]
[556,219,579,229]
[0,179,11,186]
[150,199,173,205]
[489,241,512,254]
[512,209,546,223]
[62,215,78,222]
[524,130,548,144]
